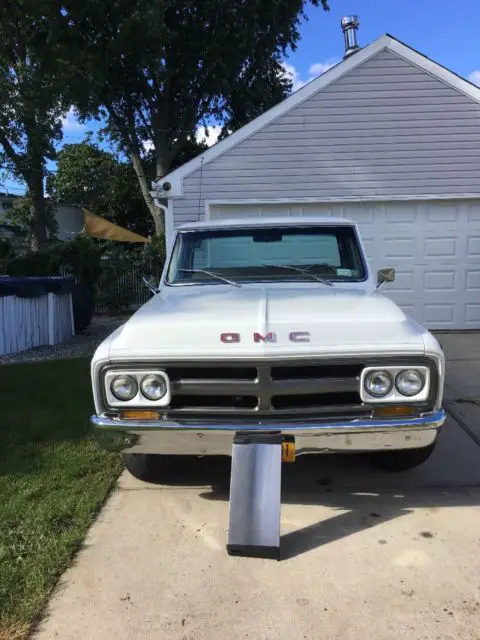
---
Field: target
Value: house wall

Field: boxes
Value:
[55,204,84,240]
[173,49,480,226]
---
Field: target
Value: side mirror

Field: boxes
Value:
[142,276,159,295]
[376,267,395,289]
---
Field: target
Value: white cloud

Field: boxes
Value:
[468,70,480,86]
[142,139,154,152]
[61,107,84,133]
[281,61,306,91]
[196,125,222,147]
[308,60,338,76]
[281,59,339,93]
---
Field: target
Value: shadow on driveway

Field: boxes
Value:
[134,418,480,560]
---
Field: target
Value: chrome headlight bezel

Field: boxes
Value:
[360,366,430,403]
[104,369,171,407]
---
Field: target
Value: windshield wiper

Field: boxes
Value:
[178,268,241,287]
[262,263,333,286]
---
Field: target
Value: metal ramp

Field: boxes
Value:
[226,433,285,560]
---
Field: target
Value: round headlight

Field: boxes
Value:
[140,374,167,401]
[395,369,425,396]
[110,375,138,401]
[364,370,393,398]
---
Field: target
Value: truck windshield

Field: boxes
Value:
[166,225,366,285]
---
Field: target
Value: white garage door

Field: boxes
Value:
[208,200,480,330]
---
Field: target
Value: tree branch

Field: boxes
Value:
[105,105,135,151]
[166,93,213,163]
[0,128,22,168]
[108,99,163,232]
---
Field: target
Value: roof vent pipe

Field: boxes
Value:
[341,16,360,58]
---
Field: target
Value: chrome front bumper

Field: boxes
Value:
[90,409,446,456]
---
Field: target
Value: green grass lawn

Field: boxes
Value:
[0,358,123,640]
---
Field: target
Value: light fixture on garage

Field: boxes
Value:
[341,16,361,58]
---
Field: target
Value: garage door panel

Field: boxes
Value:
[466,304,480,324]
[385,204,416,223]
[424,236,457,258]
[209,200,480,329]
[467,236,480,257]
[426,204,459,222]
[383,237,417,259]
[423,304,456,325]
[423,269,456,290]
[467,206,480,221]
[466,269,480,290]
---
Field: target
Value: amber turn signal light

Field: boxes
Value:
[373,406,418,418]
[120,410,160,420]
[282,441,296,463]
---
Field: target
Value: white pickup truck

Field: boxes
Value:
[90,216,446,480]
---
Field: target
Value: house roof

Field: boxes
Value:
[177,216,352,231]
[153,33,480,197]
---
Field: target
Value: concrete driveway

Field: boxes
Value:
[34,334,480,640]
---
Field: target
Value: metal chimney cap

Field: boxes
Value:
[341,15,360,31]
[341,15,360,58]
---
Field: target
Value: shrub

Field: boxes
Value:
[0,238,15,274]
[7,249,56,277]
[6,235,103,288]
[50,235,103,288]
[142,233,166,281]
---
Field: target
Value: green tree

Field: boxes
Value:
[0,2,70,250]
[63,0,329,235]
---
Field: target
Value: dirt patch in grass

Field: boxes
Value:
[0,359,123,638]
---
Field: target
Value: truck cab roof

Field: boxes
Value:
[177,216,354,231]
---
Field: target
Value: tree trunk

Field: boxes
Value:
[28,172,48,251]
[131,150,164,235]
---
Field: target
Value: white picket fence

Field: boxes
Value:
[0,292,74,355]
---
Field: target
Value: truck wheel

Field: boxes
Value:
[123,453,162,482]
[371,442,436,472]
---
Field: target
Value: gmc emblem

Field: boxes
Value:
[220,331,310,343]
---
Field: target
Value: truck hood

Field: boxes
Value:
[107,285,427,360]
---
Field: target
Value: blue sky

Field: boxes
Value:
[2,0,480,196]
[285,0,480,89]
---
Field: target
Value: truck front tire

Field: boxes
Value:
[123,453,162,482]
[371,442,436,472]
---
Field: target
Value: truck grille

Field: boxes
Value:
[165,361,365,417]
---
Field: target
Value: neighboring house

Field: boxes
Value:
[55,203,84,240]
[0,191,84,243]
[153,22,480,331]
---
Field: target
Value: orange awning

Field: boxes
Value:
[82,208,150,243]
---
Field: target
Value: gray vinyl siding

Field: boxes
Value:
[174,49,480,226]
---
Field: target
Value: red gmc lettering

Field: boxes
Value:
[289,331,311,343]
[220,332,240,343]
[253,332,277,343]
[221,331,310,343]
